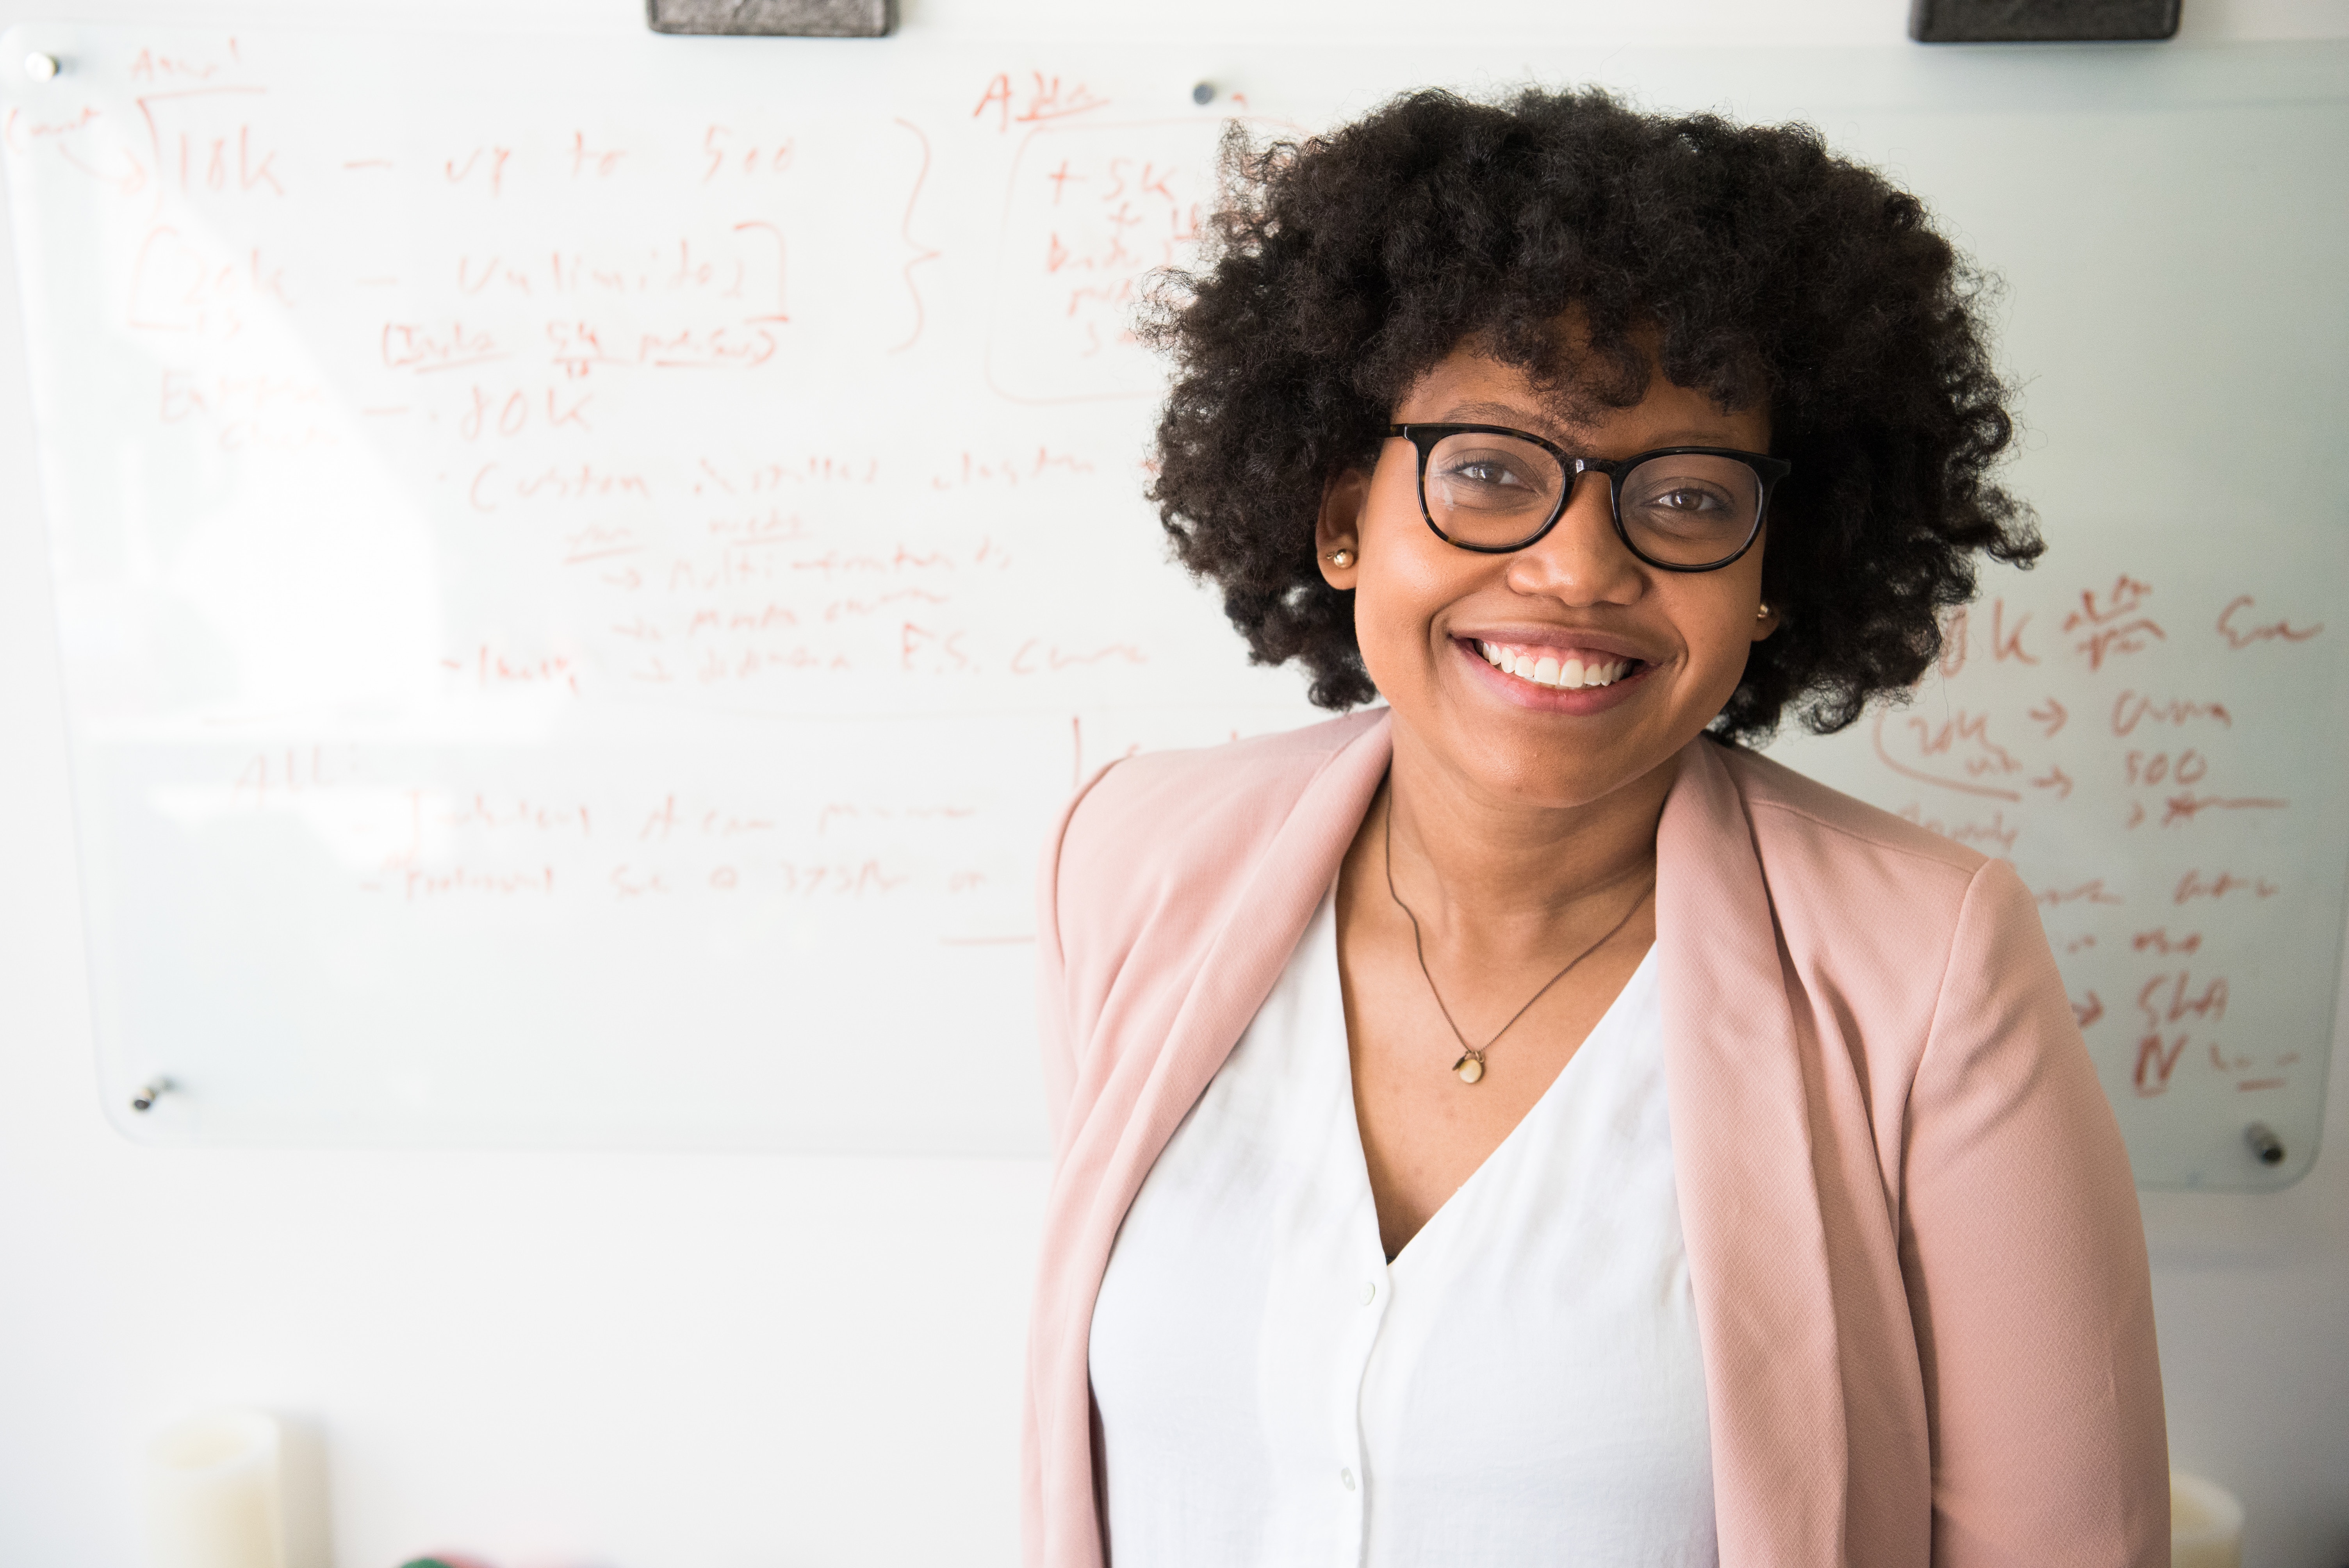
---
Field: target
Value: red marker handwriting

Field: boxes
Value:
[2175,870,2278,904]
[2112,691,2231,736]
[2217,595,2321,649]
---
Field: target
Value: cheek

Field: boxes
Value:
[1353,492,1472,674]
[1355,451,1426,559]
[1675,579,1765,686]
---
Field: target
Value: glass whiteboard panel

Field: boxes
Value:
[3,25,2342,1181]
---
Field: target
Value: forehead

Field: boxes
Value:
[1405,348,1770,450]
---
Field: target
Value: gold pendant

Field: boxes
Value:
[1453,1052,1485,1085]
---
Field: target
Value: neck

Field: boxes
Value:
[1381,715,1677,950]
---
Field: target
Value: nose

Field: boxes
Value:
[1503,469,1645,607]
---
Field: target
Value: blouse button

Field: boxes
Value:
[1340,1467,1357,1491]
[1360,1280,1377,1306]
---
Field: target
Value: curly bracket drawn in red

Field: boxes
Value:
[889,118,944,354]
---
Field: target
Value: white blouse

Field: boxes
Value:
[1089,884,1716,1568]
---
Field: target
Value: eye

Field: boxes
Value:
[1440,453,1536,491]
[1422,432,1566,527]
[1647,483,1730,513]
[1617,453,1764,563]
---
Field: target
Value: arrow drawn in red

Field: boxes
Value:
[2031,765,2074,800]
[2029,697,2067,737]
[58,142,145,196]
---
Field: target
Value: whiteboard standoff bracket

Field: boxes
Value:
[1910,0,2178,41]
[23,52,59,81]
[646,0,895,37]
[2244,1121,2285,1167]
[130,1077,174,1114]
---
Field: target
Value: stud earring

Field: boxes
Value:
[1756,602,1772,620]
[1325,549,1355,569]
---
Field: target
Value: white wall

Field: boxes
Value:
[2,2,2345,1564]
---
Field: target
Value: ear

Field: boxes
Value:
[1751,600,1780,643]
[1315,468,1369,590]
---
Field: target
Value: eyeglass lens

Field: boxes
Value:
[1422,430,1762,566]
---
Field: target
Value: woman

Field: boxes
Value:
[1024,89,2166,1568]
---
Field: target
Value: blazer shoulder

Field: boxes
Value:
[1718,739,1989,886]
[1064,710,1379,855]
[1704,742,2044,1048]
[1052,709,1390,957]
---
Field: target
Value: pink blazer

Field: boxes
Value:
[1025,709,2167,1568]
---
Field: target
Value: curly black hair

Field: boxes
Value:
[1142,87,2041,740]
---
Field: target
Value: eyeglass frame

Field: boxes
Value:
[1384,423,1792,573]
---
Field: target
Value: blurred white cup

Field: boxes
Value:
[145,1408,287,1568]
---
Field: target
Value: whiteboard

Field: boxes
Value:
[3,25,2343,1183]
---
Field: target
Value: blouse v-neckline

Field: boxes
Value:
[1356,919,1663,1268]
[1086,877,1715,1568]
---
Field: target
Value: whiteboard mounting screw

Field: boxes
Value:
[23,52,59,81]
[1191,81,1216,106]
[2244,1121,2285,1167]
[131,1077,173,1113]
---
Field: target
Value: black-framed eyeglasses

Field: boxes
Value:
[1387,424,1791,572]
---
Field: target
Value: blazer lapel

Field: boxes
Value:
[1032,714,1394,1568]
[1090,713,1392,1226]
[1657,737,1851,1566]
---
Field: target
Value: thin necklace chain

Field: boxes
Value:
[1381,795,1654,1085]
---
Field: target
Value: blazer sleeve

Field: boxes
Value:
[1898,856,2170,1568]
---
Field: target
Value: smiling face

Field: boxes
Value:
[1317,339,1778,813]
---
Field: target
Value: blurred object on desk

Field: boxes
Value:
[2171,1470,2244,1568]
[145,1409,285,1568]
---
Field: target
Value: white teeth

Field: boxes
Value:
[1476,640,1633,690]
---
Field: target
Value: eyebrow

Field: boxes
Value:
[1432,400,1753,451]
[1438,399,1574,437]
